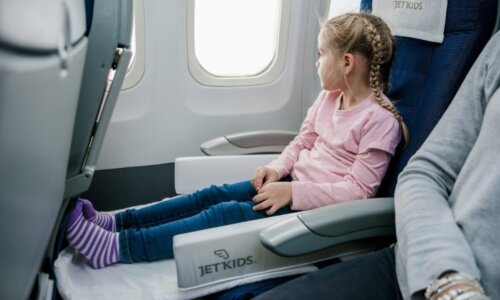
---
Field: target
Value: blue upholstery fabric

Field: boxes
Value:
[215,1,497,299]
[361,0,498,196]
[84,0,95,35]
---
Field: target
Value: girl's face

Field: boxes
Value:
[316,34,345,91]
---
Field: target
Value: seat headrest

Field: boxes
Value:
[0,0,86,51]
[372,0,448,43]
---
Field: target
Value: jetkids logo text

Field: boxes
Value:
[198,249,256,277]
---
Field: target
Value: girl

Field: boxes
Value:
[66,13,409,269]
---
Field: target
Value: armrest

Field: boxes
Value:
[172,198,395,288]
[173,212,377,288]
[201,130,297,155]
[175,155,278,194]
[260,197,395,256]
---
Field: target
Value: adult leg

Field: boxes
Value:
[120,200,292,262]
[254,247,403,300]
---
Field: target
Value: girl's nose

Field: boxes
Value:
[315,60,319,68]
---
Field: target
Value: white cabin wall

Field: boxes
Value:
[96,0,325,170]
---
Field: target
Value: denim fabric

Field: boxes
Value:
[255,247,403,300]
[117,179,293,263]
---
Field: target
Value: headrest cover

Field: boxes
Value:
[0,0,86,51]
[373,0,448,43]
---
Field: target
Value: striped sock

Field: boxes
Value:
[66,202,120,269]
[79,198,116,232]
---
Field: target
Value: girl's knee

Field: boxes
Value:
[203,201,256,224]
[209,200,244,214]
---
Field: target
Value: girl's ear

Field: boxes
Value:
[343,53,355,75]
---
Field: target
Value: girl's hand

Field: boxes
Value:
[252,182,292,215]
[251,167,279,191]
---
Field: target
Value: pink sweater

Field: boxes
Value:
[266,90,401,211]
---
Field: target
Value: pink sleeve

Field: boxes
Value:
[290,149,392,211]
[265,92,325,178]
[359,114,401,155]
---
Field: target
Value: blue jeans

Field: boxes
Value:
[116,179,293,263]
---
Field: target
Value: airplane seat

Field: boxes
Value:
[0,0,88,299]
[376,0,499,196]
[51,0,498,299]
[65,0,132,193]
[44,0,132,298]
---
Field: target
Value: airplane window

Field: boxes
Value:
[328,0,361,18]
[193,0,280,77]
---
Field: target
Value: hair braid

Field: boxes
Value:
[363,17,410,148]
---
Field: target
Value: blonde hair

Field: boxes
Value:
[321,13,409,148]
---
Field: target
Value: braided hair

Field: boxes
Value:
[321,13,409,148]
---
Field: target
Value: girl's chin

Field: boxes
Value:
[322,85,335,91]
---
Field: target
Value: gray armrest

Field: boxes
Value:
[201,130,297,155]
[260,197,395,256]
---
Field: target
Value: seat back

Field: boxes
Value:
[373,0,498,196]
[45,0,133,274]
[0,0,87,299]
[65,0,133,194]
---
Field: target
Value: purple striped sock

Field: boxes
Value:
[66,203,120,269]
[79,198,116,232]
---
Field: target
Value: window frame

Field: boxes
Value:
[122,0,146,90]
[186,0,291,86]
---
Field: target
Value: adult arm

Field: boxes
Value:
[394,32,500,298]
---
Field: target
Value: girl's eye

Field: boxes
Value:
[317,52,322,57]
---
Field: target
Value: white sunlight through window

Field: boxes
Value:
[194,0,280,77]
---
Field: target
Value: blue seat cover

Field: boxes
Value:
[373,0,497,195]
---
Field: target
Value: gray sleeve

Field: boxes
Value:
[394,32,500,298]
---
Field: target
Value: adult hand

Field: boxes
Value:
[251,167,279,191]
[425,272,489,300]
[433,282,485,300]
[252,182,292,215]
